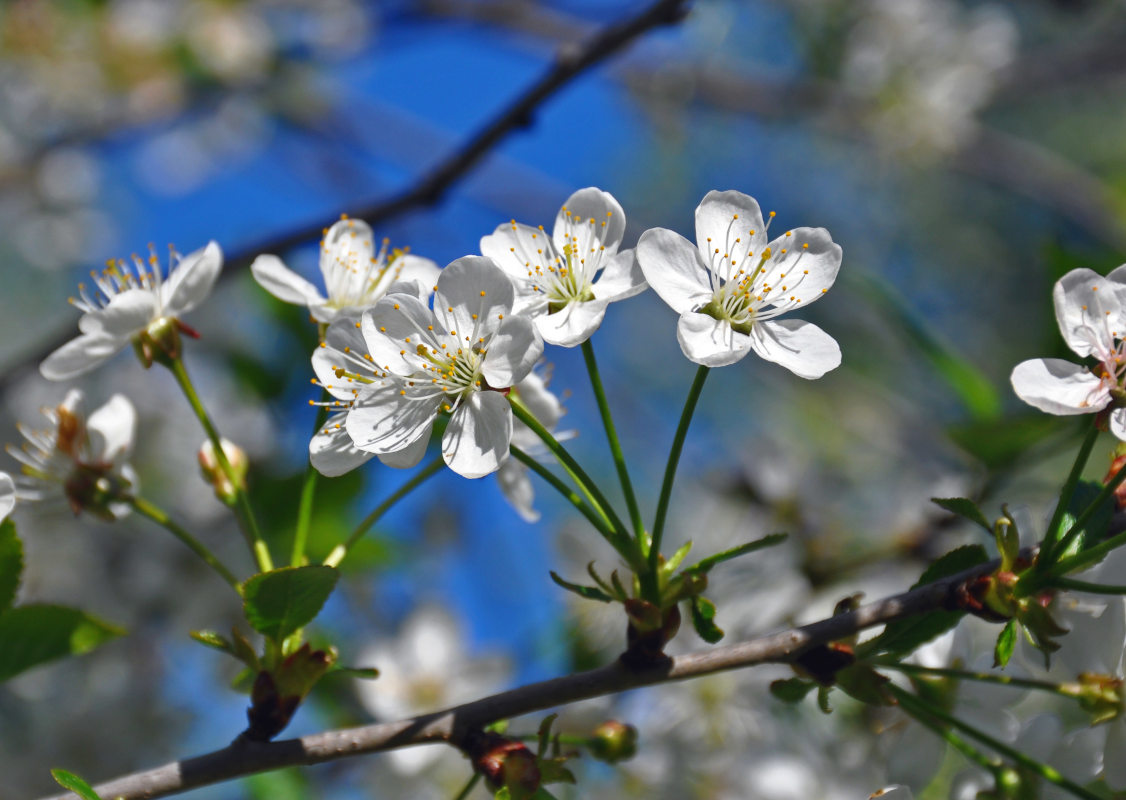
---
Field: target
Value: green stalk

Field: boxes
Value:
[891,685,1004,775]
[292,391,331,566]
[509,397,635,566]
[1051,577,1126,595]
[452,773,481,800]
[511,446,633,562]
[581,340,644,539]
[169,358,273,573]
[649,365,709,582]
[129,495,241,593]
[889,684,1102,800]
[880,662,1079,697]
[1039,422,1101,566]
[323,456,444,568]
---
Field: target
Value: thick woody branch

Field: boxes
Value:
[0,0,690,392]
[36,552,1000,800]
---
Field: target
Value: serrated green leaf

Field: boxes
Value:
[994,619,1018,668]
[242,566,339,642]
[0,605,123,682]
[549,571,613,603]
[770,678,816,703]
[689,596,724,644]
[0,518,22,614]
[51,768,103,800]
[682,533,787,576]
[931,497,992,535]
[858,545,989,659]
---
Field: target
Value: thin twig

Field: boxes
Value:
[35,549,1003,800]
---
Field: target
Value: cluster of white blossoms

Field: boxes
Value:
[287,187,844,482]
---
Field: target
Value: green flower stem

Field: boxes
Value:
[511,446,633,562]
[649,365,709,583]
[323,456,445,568]
[889,684,1102,800]
[168,358,274,573]
[1051,577,1126,595]
[291,390,331,566]
[128,495,241,593]
[1040,422,1101,566]
[891,683,1008,777]
[581,340,645,539]
[880,662,1078,697]
[509,396,636,566]
[452,772,480,800]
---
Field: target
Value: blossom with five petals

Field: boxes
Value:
[636,190,842,377]
[3,389,137,520]
[40,242,222,380]
[480,187,646,347]
[1011,266,1126,439]
[251,216,440,324]
[344,256,542,479]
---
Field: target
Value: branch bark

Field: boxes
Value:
[35,551,1001,800]
[0,0,691,393]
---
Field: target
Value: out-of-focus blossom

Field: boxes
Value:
[1011,266,1126,439]
[497,365,569,523]
[637,190,841,377]
[40,241,222,380]
[480,187,646,347]
[3,389,137,520]
[252,216,439,324]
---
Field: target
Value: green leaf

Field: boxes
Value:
[242,565,339,642]
[495,788,511,800]
[931,498,992,535]
[537,713,558,758]
[549,571,613,603]
[858,545,989,659]
[51,769,103,800]
[816,686,833,714]
[1057,480,1114,559]
[0,518,21,614]
[0,605,123,682]
[689,596,724,644]
[190,629,233,655]
[682,533,787,576]
[994,619,1018,668]
[661,541,693,576]
[585,562,619,600]
[770,677,816,703]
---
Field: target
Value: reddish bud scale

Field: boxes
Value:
[466,732,541,796]
[1106,453,1126,510]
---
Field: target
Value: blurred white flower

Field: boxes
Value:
[497,365,569,522]
[252,216,439,325]
[637,190,842,377]
[480,187,646,347]
[40,241,222,380]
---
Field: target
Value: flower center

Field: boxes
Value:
[71,245,172,313]
[322,228,411,310]
[505,208,615,309]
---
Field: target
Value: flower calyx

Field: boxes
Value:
[465,714,577,800]
[198,437,248,505]
[1062,673,1125,725]
[245,643,337,741]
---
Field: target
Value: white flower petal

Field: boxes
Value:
[482,315,543,386]
[758,226,842,309]
[536,299,609,347]
[870,787,913,800]
[677,312,751,366]
[1111,407,1126,441]
[361,297,436,377]
[376,429,430,469]
[442,391,512,478]
[513,369,563,431]
[748,318,841,379]
[636,227,713,314]
[39,334,121,380]
[0,472,15,523]
[313,319,374,400]
[1053,268,1126,359]
[553,187,626,257]
[85,394,137,463]
[1010,358,1109,415]
[497,459,538,522]
[694,190,768,273]
[161,240,222,317]
[346,382,439,455]
[434,256,514,343]
[320,218,375,297]
[80,289,158,337]
[392,255,441,299]
[310,413,375,477]
[592,249,646,302]
[250,254,324,306]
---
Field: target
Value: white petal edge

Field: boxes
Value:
[86,394,137,462]
[482,315,543,387]
[536,300,609,348]
[496,459,538,522]
[748,318,841,379]
[1010,358,1109,416]
[592,249,647,302]
[636,227,713,315]
[442,392,512,479]
[250,254,324,307]
[677,312,751,367]
[40,334,122,381]
[0,472,14,523]
[162,241,223,317]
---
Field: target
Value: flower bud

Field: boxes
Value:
[198,438,248,505]
[1105,443,1126,510]
[589,720,638,763]
[471,734,541,798]
[134,315,183,369]
[1063,673,1124,724]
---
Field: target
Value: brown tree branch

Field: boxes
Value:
[0,0,691,392]
[35,552,1001,800]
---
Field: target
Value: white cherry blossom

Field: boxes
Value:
[480,187,646,347]
[498,365,569,522]
[41,242,222,380]
[636,190,842,377]
[251,216,440,323]
[345,255,542,479]
[3,389,137,520]
[1011,265,1126,439]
